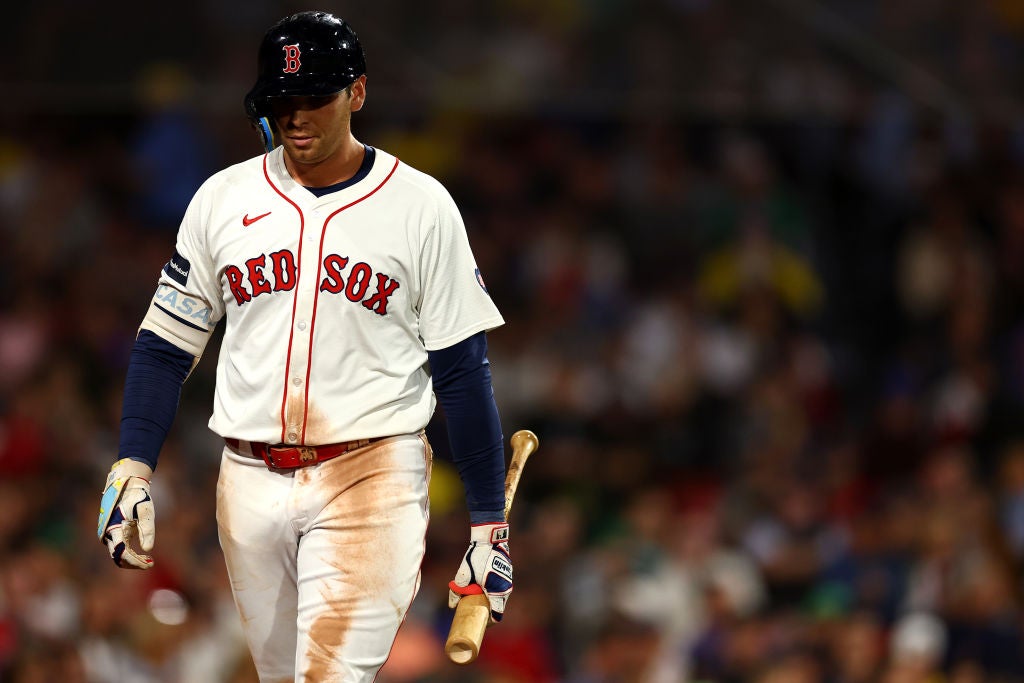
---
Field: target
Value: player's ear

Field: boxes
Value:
[349,76,367,113]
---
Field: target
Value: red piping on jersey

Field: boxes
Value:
[301,157,400,443]
[262,154,307,444]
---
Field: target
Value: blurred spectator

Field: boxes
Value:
[128,63,216,232]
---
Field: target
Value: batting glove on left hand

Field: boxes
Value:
[97,458,155,570]
[448,523,513,623]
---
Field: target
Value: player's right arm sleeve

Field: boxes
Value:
[124,176,225,469]
[141,174,226,357]
[139,278,218,361]
[139,172,225,362]
[119,329,194,471]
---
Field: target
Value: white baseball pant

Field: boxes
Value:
[216,433,432,682]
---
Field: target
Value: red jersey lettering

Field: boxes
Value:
[225,265,251,305]
[363,274,401,315]
[319,254,350,294]
[270,250,297,291]
[246,255,273,297]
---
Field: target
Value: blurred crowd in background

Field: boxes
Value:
[4,0,1024,681]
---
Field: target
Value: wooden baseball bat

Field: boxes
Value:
[444,429,539,665]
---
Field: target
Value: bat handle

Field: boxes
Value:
[444,594,490,664]
[444,429,539,665]
[504,430,538,520]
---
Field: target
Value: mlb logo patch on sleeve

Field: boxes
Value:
[164,250,191,286]
[475,268,488,293]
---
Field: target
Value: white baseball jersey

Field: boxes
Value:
[140,146,504,446]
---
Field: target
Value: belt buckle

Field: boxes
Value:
[298,446,318,464]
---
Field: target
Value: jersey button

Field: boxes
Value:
[293,377,303,386]
[297,321,307,331]
[287,433,298,443]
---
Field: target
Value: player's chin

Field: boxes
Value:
[284,137,318,156]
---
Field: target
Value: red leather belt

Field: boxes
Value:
[225,437,380,469]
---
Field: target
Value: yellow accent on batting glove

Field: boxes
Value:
[448,523,513,623]
[97,458,155,570]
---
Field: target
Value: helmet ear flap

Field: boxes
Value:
[254,116,277,153]
[245,90,276,153]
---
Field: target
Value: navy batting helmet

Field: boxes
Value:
[244,11,366,150]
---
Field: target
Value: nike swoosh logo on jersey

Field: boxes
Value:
[242,211,272,227]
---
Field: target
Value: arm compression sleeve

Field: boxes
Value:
[428,331,506,524]
[118,329,194,470]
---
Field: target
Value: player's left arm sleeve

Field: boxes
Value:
[428,331,506,523]
[417,188,504,351]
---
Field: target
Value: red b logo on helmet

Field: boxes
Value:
[282,44,301,73]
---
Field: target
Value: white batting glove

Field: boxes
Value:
[448,523,513,623]
[97,458,155,570]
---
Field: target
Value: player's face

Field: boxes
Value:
[271,80,365,168]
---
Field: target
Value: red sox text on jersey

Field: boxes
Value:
[222,250,400,314]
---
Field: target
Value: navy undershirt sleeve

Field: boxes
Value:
[428,331,506,524]
[118,329,194,471]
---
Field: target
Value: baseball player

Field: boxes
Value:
[96,11,513,681]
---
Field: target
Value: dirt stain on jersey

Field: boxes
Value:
[300,437,428,681]
[283,392,305,445]
[283,396,332,445]
[302,401,330,445]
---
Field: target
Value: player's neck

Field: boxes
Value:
[284,136,365,189]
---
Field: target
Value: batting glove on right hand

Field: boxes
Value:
[448,523,513,623]
[97,458,155,570]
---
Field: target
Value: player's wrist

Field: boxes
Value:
[470,522,509,545]
[107,457,154,484]
[468,508,506,525]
